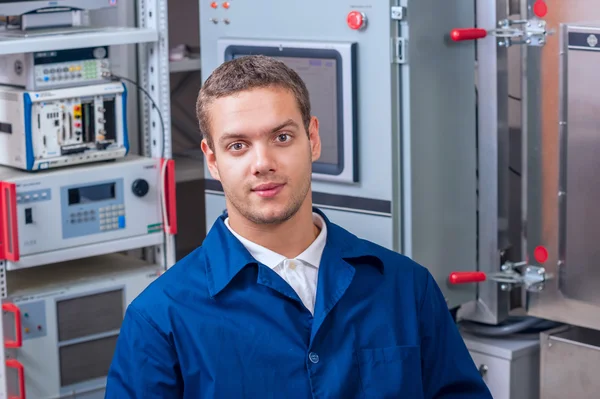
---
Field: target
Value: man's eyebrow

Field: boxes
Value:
[218,132,248,145]
[218,119,300,145]
[270,119,299,133]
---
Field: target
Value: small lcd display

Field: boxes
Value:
[68,183,115,205]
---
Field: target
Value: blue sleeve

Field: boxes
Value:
[105,305,182,399]
[418,270,492,399]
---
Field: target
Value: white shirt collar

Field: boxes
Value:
[224,212,327,269]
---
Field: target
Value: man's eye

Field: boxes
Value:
[277,134,290,142]
[230,143,245,151]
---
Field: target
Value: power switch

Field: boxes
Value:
[25,208,33,224]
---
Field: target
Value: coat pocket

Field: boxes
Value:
[356,345,423,399]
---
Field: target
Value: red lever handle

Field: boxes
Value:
[449,271,487,284]
[6,359,25,399]
[0,182,20,262]
[2,303,22,348]
[161,158,178,235]
[450,28,488,41]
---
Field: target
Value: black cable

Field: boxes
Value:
[509,94,522,101]
[103,72,169,267]
[103,72,166,160]
[509,166,521,177]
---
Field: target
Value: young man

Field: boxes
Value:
[105,55,491,398]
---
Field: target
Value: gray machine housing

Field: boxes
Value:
[3,253,162,399]
[200,0,478,306]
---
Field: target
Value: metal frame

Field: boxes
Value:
[0,0,174,396]
[458,0,512,324]
[524,20,600,330]
[137,0,176,268]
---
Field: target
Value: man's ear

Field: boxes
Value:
[201,138,221,181]
[308,116,321,162]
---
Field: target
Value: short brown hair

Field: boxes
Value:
[196,55,311,150]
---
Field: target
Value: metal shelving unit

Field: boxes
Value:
[0,0,174,397]
[0,27,158,55]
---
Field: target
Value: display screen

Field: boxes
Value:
[277,57,338,166]
[232,54,340,167]
[68,182,115,205]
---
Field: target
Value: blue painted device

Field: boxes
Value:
[0,82,129,171]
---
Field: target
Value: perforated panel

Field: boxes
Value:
[59,334,119,387]
[57,289,123,342]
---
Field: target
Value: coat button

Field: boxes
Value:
[308,352,320,364]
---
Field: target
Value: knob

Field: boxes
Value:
[347,11,366,30]
[132,179,149,197]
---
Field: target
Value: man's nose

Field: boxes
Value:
[251,145,276,175]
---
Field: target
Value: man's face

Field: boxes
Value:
[201,86,321,225]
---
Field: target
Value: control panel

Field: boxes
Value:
[60,179,128,239]
[19,300,47,341]
[35,55,109,89]
[0,46,110,91]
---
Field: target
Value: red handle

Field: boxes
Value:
[450,28,487,41]
[6,359,25,399]
[161,159,177,235]
[2,303,22,349]
[449,271,487,284]
[0,182,19,262]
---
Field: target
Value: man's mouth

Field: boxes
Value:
[251,183,285,198]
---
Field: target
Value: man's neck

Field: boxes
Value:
[227,203,319,259]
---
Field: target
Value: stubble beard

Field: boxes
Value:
[225,171,312,225]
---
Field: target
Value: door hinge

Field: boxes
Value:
[391,6,406,21]
[392,37,407,64]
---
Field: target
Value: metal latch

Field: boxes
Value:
[391,6,406,21]
[449,18,554,48]
[494,18,553,47]
[392,37,407,64]
[449,261,554,292]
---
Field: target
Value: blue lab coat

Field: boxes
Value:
[105,208,491,398]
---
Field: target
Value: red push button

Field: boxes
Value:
[533,0,547,18]
[210,2,217,9]
[347,11,366,30]
[222,1,230,9]
[534,245,548,263]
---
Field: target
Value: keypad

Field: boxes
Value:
[69,210,97,224]
[68,204,125,231]
[36,60,108,84]
[17,189,51,204]
[98,204,125,231]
